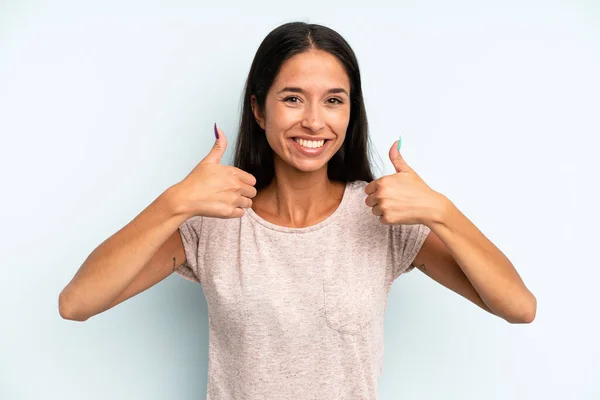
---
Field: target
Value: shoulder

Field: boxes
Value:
[343,180,368,201]
[180,214,241,237]
[347,179,369,191]
[340,180,385,229]
[342,180,370,212]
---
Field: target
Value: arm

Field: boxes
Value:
[58,185,189,321]
[59,126,257,322]
[413,196,537,324]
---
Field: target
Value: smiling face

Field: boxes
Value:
[252,49,351,174]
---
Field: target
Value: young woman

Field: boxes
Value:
[59,22,536,399]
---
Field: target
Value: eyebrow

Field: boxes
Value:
[277,87,349,97]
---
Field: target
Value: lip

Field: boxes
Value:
[289,137,330,157]
[291,136,331,141]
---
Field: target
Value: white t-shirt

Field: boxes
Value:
[176,180,431,399]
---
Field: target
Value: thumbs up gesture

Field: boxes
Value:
[364,138,445,226]
[175,124,257,219]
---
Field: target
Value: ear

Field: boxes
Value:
[250,95,265,129]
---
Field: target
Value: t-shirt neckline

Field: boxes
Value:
[245,181,352,234]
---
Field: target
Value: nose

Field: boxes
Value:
[300,103,325,132]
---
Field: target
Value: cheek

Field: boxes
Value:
[265,103,296,132]
[330,110,350,138]
[264,117,292,153]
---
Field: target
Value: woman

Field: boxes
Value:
[59,22,536,399]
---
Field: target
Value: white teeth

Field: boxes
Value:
[294,138,325,149]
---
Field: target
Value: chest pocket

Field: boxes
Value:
[323,278,369,335]
[321,257,386,335]
[319,221,390,335]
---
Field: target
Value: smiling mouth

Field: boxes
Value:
[293,138,328,149]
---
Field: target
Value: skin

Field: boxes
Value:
[251,49,350,228]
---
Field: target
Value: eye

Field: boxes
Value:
[327,98,343,105]
[283,96,300,103]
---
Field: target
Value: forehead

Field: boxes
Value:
[271,50,350,92]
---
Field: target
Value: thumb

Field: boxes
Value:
[201,123,228,164]
[389,137,411,173]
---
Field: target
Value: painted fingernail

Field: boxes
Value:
[397,135,402,151]
[214,123,219,140]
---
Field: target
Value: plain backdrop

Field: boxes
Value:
[1,1,599,399]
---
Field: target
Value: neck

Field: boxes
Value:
[257,158,344,228]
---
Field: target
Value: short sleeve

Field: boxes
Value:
[389,223,431,281]
[175,216,203,284]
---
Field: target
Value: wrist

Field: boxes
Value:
[161,183,191,220]
[425,192,452,227]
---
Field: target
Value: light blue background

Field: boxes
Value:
[1,1,599,399]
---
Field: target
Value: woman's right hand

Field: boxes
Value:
[174,124,257,219]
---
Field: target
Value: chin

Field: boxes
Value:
[289,159,330,173]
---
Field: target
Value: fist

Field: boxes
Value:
[364,139,444,226]
[176,124,257,219]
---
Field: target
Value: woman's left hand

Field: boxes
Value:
[364,140,446,226]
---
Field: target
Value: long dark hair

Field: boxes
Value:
[233,22,376,190]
